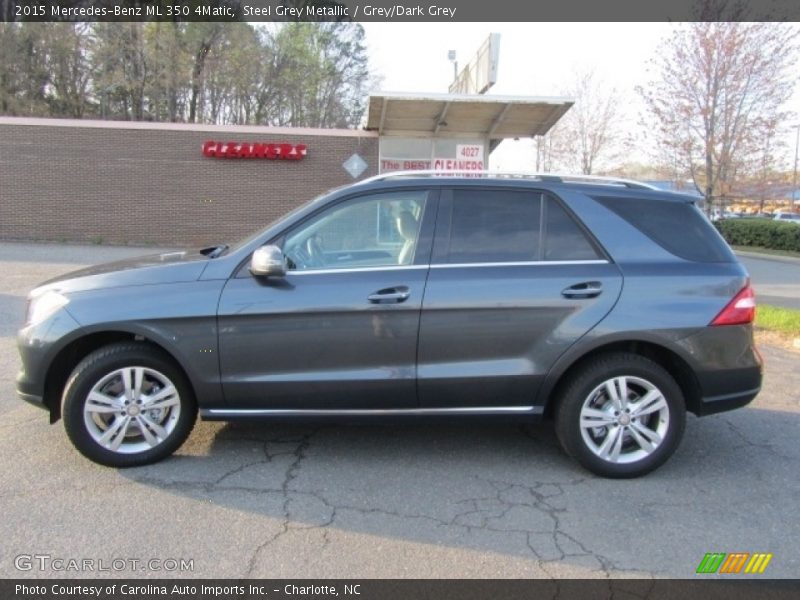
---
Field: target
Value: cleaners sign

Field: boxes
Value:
[434,144,485,170]
[380,144,485,173]
[202,141,307,160]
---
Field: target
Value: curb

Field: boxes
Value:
[735,250,800,265]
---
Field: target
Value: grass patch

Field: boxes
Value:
[733,245,800,259]
[756,304,800,337]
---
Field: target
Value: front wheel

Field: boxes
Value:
[62,343,197,468]
[555,353,686,478]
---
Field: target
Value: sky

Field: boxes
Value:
[360,22,800,173]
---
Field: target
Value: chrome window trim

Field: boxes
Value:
[286,259,609,275]
[288,265,429,276]
[202,406,544,418]
[431,260,609,269]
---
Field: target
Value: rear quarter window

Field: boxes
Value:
[592,196,734,262]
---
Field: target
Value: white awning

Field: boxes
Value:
[366,91,574,139]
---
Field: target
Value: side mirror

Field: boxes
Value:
[250,245,287,278]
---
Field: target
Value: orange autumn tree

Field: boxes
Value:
[639,23,798,213]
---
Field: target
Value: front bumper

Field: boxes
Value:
[16,307,82,418]
[16,383,47,411]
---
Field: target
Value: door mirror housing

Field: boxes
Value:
[250,245,287,278]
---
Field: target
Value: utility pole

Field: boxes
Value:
[447,50,458,87]
[793,124,799,214]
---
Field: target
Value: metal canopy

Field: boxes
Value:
[366,91,574,139]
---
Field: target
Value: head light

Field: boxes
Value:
[26,289,69,327]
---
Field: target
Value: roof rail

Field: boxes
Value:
[357,170,660,191]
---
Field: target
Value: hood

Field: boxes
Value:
[33,250,211,295]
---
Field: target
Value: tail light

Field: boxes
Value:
[710,284,756,326]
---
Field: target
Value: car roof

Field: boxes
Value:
[344,171,698,204]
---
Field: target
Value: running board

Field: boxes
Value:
[201,406,543,419]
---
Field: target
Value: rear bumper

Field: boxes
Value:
[674,325,762,417]
[695,385,761,416]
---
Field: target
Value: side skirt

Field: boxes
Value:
[200,406,544,420]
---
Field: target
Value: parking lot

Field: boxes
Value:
[739,253,800,310]
[1,242,798,579]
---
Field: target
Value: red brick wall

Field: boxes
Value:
[0,119,379,247]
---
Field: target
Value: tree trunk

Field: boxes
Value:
[189,43,210,123]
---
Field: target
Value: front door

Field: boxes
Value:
[217,189,435,409]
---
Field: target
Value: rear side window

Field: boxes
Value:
[544,199,604,260]
[444,189,602,263]
[593,196,733,262]
[448,190,541,263]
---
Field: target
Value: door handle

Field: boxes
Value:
[368,286,410,304]
[562,281,602,299]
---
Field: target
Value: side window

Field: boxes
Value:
[283,191,427,271]
[543,196,603,260]
[592,195,733,262]
[447,190,542,263]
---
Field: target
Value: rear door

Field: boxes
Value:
[417,187,623,410]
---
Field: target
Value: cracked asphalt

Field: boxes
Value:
[1,242,798,579]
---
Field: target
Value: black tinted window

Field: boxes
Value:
[593,196,733,262]
[448,190,541,263]
[544,198,603,260]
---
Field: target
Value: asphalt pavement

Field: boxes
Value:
[738,252,800,310]
[0,242,798,579]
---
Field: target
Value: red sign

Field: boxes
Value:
[433,158,484,170]
[202,141,307,160]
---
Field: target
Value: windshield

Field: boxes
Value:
[225,187,345,254]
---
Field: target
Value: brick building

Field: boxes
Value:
[0,117,379,247]
[0,93,572,247]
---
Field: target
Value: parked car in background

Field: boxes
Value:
[773,211,800,224]
[17,172,762,478]
[710,209,742,221]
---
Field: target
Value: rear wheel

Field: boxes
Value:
[555,353,685,478]
[62,343,197,467]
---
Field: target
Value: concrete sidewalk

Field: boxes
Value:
[736,249,800,265]
[0,240,177,265]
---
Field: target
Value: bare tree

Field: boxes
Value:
[186,23,224,124]
[749,119,786,214]
[547,69,621,175]
[144,22,190,123]
[0,22,373,129]
[534,135,554,173]
[259,23,371,128]
[639,23,798,213]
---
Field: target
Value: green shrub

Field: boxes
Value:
[714,219,800,252]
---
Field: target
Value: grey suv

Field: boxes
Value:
[16,172,762,477]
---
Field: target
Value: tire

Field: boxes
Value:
[62,342,197,468]
[554,352,686,478]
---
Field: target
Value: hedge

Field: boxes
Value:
[714,218,800,252]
